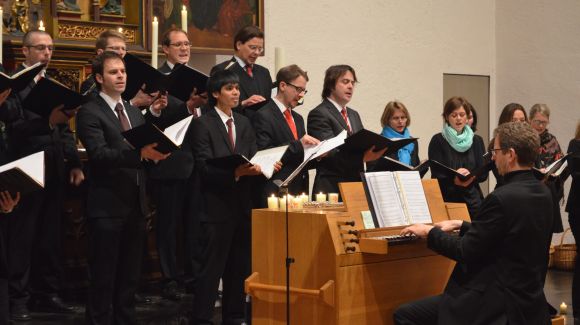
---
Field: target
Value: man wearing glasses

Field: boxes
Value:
[395,122,553,325]
[0,30,82,320]
[209,25,272,121]
[252,64,319,206]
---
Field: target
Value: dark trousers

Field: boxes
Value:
[85,207,145,325]
[7,177,63,308]
[569,212,580,320]
[393,295,440,325]
[193,218,250,324]
[0,218,8,325]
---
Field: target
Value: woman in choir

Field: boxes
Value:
[380,101,419,167]
[566,120,580,323]
[428,96,487,217]
[465,101,478,132]
[529,104,563,168]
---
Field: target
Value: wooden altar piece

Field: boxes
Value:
[246,179,470,325]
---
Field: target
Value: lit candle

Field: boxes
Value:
[292,197,303,210]
[38,20,45,31]
[118,27,123,33]
[274,47,285,75]
[300,193,308,203]
[560,302,567,314]
[151,17,158,68]
[279,195,288,212]
[328,193,339,204]
[316,192,326,203]
[0,7,3,63]
[267,194,278,209]
[181,5,188,31]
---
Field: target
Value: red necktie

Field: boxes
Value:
[226,118,235,151]
[341,107,352,133]
[284,109,298,140]
[246,65,253,77]
[115,103,131,131]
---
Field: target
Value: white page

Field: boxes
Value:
[365,172,406,227]
[250,145,288,179]
[302,129,347,162]
[395,171,432,224]
[163,115,194,145]
[0,151,45,187]
[554,161,568,176]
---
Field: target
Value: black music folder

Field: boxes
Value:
[21,78,86,118]
[341,129,417,156]
[0,151,45,195]
[0,62,45,93]
[532,153,570,181]
[430,153,491,181]
[122,123,179,154]
[372,157,430,178]
[123,53,208,102]
[206,154,251,170]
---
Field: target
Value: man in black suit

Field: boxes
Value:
[148,27,208,300]
[183,69,262,324]
[252,64,319,204]
[76,52,169,325]
[0,31,83,320]
[395,122,553,325]
[209,25,272,121]
[80,29,157,108]
[307,65,386,197]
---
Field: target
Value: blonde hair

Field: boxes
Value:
[380,101,411,128]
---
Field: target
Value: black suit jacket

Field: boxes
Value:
[76,95,148,218]
[566,139,580,216]
[252,100,308,197]
[210,57,272,120]
[183,108,257,223]
[427,170,552,325]
[0,65,81,179]
[307,98,364,194]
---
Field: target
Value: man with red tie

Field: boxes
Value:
[307,65,386,197]
[252,64,319,204]
[209,25,272,121]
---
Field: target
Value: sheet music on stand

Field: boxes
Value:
[278,130,347,188]
[361,171,432,228]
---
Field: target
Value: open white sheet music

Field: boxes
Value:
[302,130,348,161]
[163,115,194,146]
[0,151,45,187]
[362,171,431,227]
[250,145,288,179]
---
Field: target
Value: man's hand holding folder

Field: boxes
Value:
[141,143,170,162]
[235,163,262,178]
[363,145,388,162]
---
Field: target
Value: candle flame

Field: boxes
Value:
[153,16,158,23]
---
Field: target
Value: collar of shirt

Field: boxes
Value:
[214,106,234,125]
[23,62,46,81]
[100,91,125,115]
[166,61,175,71]
[272,97,290,115]
[233,55,248,70]
[326,97,346,114]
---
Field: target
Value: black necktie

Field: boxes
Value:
[114,103,131,131]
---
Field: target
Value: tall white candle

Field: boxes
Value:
[274,47,285,74]
[181,5,188,31]
[151,17,158,68]
[38,20,45,31]
[267,194,278,209]
[0,7,3,63]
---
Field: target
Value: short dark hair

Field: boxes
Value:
[234,26,264,51]
[498,103,527,125]
[494,122,540,167]
[442,96,470,122]
[321,65,357,99]
[95,30,126,50]
[276,64,308,89]
[162,28,188,47]
[22,30,52,46]
[91,51,124,90]
[207,69,239,106]
[464,101,478,132]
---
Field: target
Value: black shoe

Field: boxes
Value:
[162,281,182,301]
[35,296,76,314]
[10,305,32,321]
[134,293,152,304]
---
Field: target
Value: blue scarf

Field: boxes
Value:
[442,123,474,153]
[381,126,414,165]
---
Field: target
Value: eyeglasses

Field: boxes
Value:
[488,148,509,156]
[531,119,548,127]
[26,44,54,51]
[169,42,191,48]
[106,46,126,52]
[286,82,307,94]
[248,45,264,53]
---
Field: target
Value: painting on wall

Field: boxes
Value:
[152,0,264,54]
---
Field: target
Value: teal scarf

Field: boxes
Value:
[442,124,473,153]
[381,126,414,165]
